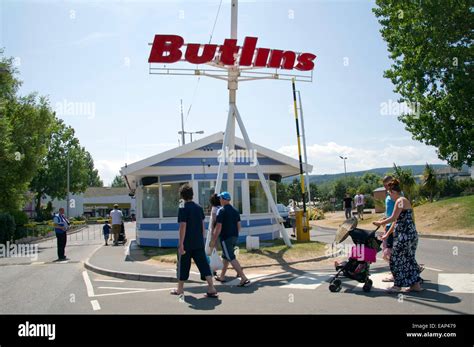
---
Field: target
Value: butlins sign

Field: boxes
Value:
[148,35,316,71]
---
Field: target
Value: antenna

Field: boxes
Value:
[180,99,185,145]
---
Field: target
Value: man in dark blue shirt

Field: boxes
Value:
[53,208,70,261]
[172,184,218,298]
[210,191,250,287]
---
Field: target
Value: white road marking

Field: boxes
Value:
[438,273,474,293]
[217,273,274,286]
[90,300,101,311]
[377,257,443,272]
[98,286,147,291]
[93,279,125,283]
[31,262,45,265]
[422,266,443,272]
[280,272,333,290]
[93,287,176,297]
[82,271,95,297]
[355,272,393,292]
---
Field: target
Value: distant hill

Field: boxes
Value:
[282,164,449,185]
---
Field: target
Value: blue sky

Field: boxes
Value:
[0,0,445,185]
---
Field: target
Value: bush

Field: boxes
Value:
[307,207,324,220]
[0,213,16,244]
[10,210,29,241]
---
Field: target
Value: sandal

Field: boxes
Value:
[170,289,183,296]
[385,286,402,294]
[403,287,425,293]
[205,292,219,298]
[238,279,251,287]
[214,276,227,283]
[404,283,425,293]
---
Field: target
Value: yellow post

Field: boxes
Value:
[295,210,310,241]
[291,78,311,241]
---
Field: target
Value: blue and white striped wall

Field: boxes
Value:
[136,216,280,247]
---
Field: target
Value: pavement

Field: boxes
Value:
[0,222,472,314]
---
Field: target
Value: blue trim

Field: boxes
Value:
[138,232,274,248]
[138,218,273,231]
[160,174,192,183]
[194,173,217,180]
[152,157,284,167]
[245,218,273,227]
[139,238,160,247]
[193,173,246,180]
[247,173,270,179]
[197,143,245,151]
[161,239,179,247]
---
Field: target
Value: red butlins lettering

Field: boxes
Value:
[148,34,316,71]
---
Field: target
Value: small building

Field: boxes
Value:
[32,187,136,219]
[373,187,386,213]
[435,166,473,181]
[120,132,311,247]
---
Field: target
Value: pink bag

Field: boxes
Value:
[350,245,377,263]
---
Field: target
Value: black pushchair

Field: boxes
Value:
[117,222,127,245]
[329,219,382,293]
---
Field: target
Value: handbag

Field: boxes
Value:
[209,248,223,272]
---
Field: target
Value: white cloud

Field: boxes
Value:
[278,142,446,174]
[71,32,117,47]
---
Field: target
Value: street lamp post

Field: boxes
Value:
[339,156,347,178]
[189,130,204,142]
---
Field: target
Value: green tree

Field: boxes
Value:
[29,118,100,215]
[287,178,303,202]
[276,182,289,205]
[111,175,126,188]
[0,52,55,212]
[86,152,103,187]
[421,163,438,202]
[392,163,417,202]
[373,1,473,167]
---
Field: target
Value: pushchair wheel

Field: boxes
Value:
[329,279,342,292]
[363,279,373,292]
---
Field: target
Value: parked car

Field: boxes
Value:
[277,203,290,227]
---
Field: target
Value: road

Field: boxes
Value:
[0,224,472,314]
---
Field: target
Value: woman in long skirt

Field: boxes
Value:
[373,179,423,293]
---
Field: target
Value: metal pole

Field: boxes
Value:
[226,0,238,200]
[190,132,193,142]
[344,158,347,177]
[233,105,292,247]
[291,79,309,236]
[180,99,185,145]
[66,152,70,219]
[297,90,311,204]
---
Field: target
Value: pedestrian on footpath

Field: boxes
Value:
[102,220,111,246]
[379,176,424,282]
[374,179,423,293]
[171,184,218,298]
[354,192,365,220]
[53,208,70,261]
[343,193,353,219]
[288,200,297,237]
[210,191,250,287]
[109,204,123,246]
